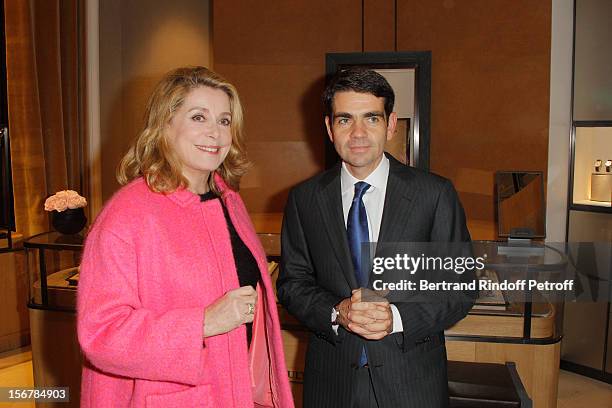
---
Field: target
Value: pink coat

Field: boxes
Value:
[77,175,294,408]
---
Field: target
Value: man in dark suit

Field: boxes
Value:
[277,68,476,408]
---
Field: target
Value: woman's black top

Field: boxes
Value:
[200,191,259,345]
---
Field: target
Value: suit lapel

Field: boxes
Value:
[377,155,420,250]
[316,165,358,289]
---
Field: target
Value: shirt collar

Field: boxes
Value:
[340,155,389,195]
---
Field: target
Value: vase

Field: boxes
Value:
[51,208,87,235]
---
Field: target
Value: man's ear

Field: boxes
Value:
[386,112,398,141]
[325,116,334,143]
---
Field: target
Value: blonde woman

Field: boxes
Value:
[77,66,293,408]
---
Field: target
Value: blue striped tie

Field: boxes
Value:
[347,181,370,366]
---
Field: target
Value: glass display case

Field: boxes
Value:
[24,232,84,408]
[25,231,83,311]
[444,240,568,344]
[570,126,612,211]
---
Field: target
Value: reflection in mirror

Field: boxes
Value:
[496,171,546,238]
[385,118,410,165]
[376,68,415,165]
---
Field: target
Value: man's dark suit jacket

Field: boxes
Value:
[278,154,477,408]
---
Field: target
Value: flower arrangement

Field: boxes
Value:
[44,190,87,212]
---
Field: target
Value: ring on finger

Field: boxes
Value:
[246,303,255,315]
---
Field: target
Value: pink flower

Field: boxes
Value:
[44,190,87,212]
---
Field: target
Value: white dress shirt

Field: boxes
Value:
[333,155,403,334]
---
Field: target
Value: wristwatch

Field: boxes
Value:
[595,159,602,172]
[331,307,340,325]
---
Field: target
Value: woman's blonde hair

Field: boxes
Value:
[117,66,250,194]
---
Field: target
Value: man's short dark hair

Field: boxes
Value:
[323,68,395,119]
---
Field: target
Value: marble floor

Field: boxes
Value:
[0,347,610,407]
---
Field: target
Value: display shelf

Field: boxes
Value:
[571,126,612,207]
[573,199,612,207]
[570,203,612,214]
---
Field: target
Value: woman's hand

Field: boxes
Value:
[203,286,257,338]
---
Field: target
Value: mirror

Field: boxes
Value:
[374,68,414,166]
[496,171,546,238]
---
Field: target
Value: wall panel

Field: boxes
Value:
[364,0,395,51]
[213,0,362,213]
[214,0,552,235]
[397,0,551,226]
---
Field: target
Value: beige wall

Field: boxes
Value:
[98,0,211,203]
